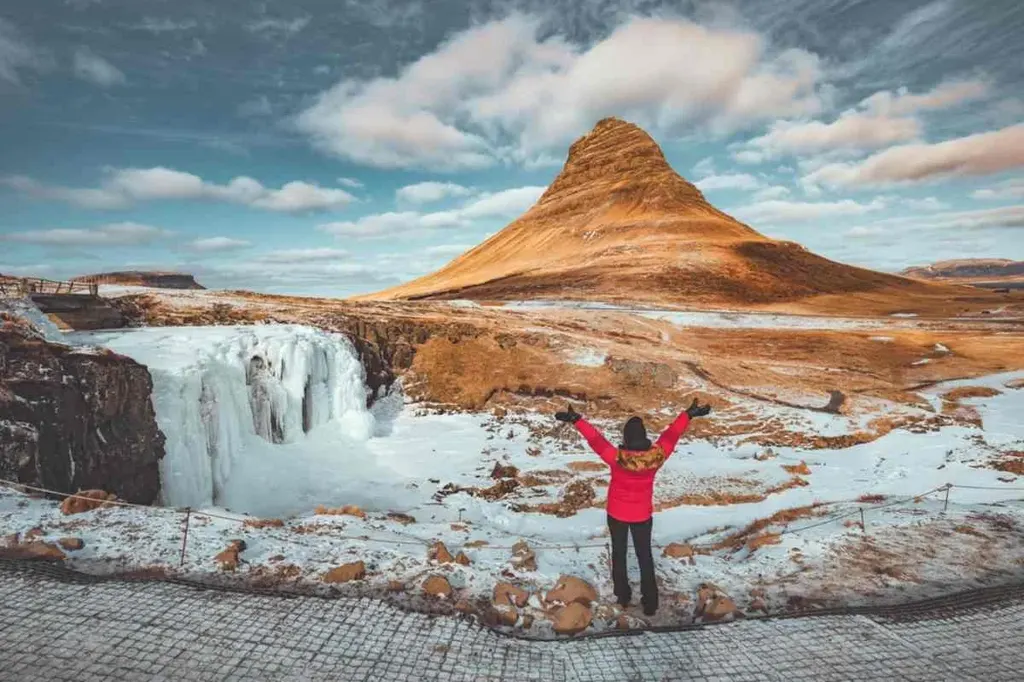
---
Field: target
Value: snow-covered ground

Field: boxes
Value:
[3,320,1023,630]
[500,300,1024,329]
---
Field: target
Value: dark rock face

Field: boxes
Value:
[0,318,164,504]
[75,271,205,290]
[29,294,126,330]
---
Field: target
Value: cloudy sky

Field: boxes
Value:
[1,0,1022,296]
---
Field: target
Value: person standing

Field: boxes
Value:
[555,399,712,615]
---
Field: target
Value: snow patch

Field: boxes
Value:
[1,297,68,343]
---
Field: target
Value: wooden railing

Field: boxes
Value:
[0,277,99,297]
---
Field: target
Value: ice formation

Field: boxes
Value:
[76,325,379,513]
[1,297,69,343]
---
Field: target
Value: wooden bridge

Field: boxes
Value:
[0,276,99,298]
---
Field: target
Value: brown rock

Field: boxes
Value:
[268,554,285,563]
[494,605,519,626]
[662,543,694,559]
[9,541,67,561]
[493,582,530,608]
[387,580,406,593]
[545,575,598,607]
[454,599,474,614]
[24,527,44,540]
[423,575,453,598]
[552,602,593,635]
[748,598,769,614]
[213,545,241,572]
[314,504,366,518]
[323,561,366,584]
[227,539,247,552]
[695,583,740,623]
[60,489,116,515]
[57,537,84,551]
[386,512,416,525]
[616,614,631,630]
[510,540,537,572]
[490,462,520,479]
[455,551,471,566]
[522,614,535,629]
[428,541,455,564]
[593,604,619,622]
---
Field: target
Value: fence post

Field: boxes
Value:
[179,507,192,567]
[943,484,951,513]
[860,508,867,534]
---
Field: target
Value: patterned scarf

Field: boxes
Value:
[616,444,666,472]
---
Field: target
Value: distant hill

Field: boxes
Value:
[901,259,1024,282]
[361,117,996,316]
[74,271,205,290]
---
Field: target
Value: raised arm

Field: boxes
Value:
[555,405,617,467]
[574,419,618,467]
[655,398,711,457]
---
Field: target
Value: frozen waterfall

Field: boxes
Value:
[75,325,379,512]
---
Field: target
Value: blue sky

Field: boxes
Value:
[1,0,1022,296]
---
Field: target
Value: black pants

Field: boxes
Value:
[607,514,657,612]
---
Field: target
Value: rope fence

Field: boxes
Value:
[2,477,1023,568]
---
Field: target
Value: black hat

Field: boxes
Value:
[622,416,652,451]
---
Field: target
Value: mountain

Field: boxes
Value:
[74,271,205,290]
[362,118,982,314]
[902,259,1024,284]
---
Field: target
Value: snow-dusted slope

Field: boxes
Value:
[1,297,68,343]
[74,325,378,512]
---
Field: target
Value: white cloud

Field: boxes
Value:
[803,124,1024,188]
[694,173,762,191]
[1,168,356,213]
[128,18,198,33]
[72,47,126,87]
[751,185,791,201]
[731,149,767,165]
[255,248,351,264]
[1,222,170,246]
[237,95,272,117]
[186,237,251,253]
[246,17,311,36]
[738,80,988,160]
[295,15,826,170]
[337,177,363,188]
[903,196,949,211]
[0,18,49,85]
[732,197,887,224]
[320,184,547,239]
[972,178,1024,201]
[396,181,474,204]
[423,244,472,256]
[844,205,1024,234]
[691,157,715,177]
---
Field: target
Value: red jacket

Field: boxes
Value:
[574,413,691,523]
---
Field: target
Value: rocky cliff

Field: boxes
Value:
[0,314,164,504]
[76,271,205,290]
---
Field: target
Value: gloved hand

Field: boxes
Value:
[685,398,711,419]
[554,404,582,424]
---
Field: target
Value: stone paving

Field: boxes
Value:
[1,561,1022,681]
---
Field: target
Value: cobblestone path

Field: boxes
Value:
[1,560,1021,681]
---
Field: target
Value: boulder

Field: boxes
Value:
[314,504,366,518]
[454,599,474,614]
[552,602,593,635]
[494,605,519,627]
[428,541,455,564]
[323,561,366,584]
[213,545,241,572]
[57,537,84,551]
[695,583,740,623]
[9,541,67,561]
[545,576,597,607]
[662,543,694,559]
[387,580,406,593]
[510,540,537,572]
[748,598,769,614]
[490,462,520,479]
[386,512,416,525]
[423,575,453,598]
[493,583,530,608]
[455,551,471,566]
[60,489,116,515]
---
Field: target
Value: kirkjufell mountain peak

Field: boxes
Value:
[362,118,972,315]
